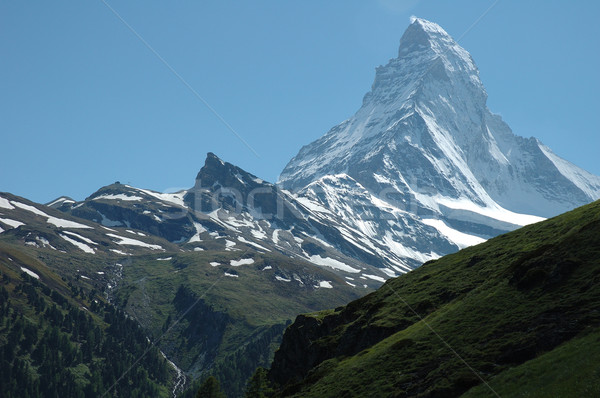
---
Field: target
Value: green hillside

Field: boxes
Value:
[0,191,367,397]
[267,200,600,397]
[110,250,363,397]
[0,243,173,397]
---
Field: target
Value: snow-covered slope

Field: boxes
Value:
[48,154,394,285]
[278,17,600,267]
[0,191,179,256]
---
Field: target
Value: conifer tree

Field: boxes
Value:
[196,376,226,398]
[245,368,273,398]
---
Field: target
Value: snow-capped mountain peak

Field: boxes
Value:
[279,17,600,270]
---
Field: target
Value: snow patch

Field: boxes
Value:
[20,267,39,279]
[0,197,15,209]
[317,281,333,289]
[237,236,271,252]
[62,231,97,246]
[60,234,95,254]
[106,233,164,250]
[0,217,25,229]
[230,258,255,266]
[308,255,360,273]
[93,194,143,201]
[47,197,75,207]
[11,201,92,229]
[129,187,187,207]
[421,218,486,249]
[362,274,386,283]
[188,222,207,243]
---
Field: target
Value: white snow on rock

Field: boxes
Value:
[380,268,397,278]
[110,249,130,255]
[20,267,39,279]
[62,231,97,246]
[35,236,56,250]
[47,197,75,207]
[93,194,143,201]
[126,230,146,236]
[262,265,272,271]
[433,196,545,228]
[106,233,164,251]
[275,275,291,282]
[224,240,237,251]
[0,197,15,209]
[308,255,360,273]
[272,229,280,245]
[10,201,92,229]
[538,142,600,199]
[230,258,255,266]
[47,217,93,229]
[224,272,239,278]
[0,217,25,229]
[317,281,333,288]
[421,218,486,249]
[362,274,386,283]
[250,229,267,240]
[295,197,332,214]
[188,223,207,243]
[59,234,95,254]
[237,236,271,252]
[128,186,187,207]
[210,262,220,267]
[157,257,172,261]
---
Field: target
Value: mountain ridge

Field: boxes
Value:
[277,17,600,269]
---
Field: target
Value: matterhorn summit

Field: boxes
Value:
[279,17,600,270]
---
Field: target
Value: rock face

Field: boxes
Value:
[269,304,405,388]
[279,18,600,268]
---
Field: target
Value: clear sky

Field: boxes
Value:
[1,1,599,203]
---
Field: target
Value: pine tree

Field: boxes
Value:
[245,368,274,398]
[196,376,226,398]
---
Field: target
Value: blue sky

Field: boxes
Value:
[1,1,599,203]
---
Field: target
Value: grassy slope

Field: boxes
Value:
[271,200,600,397]
[461,327,600,398]
[0,242,173,397]
[114,249,364,397]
